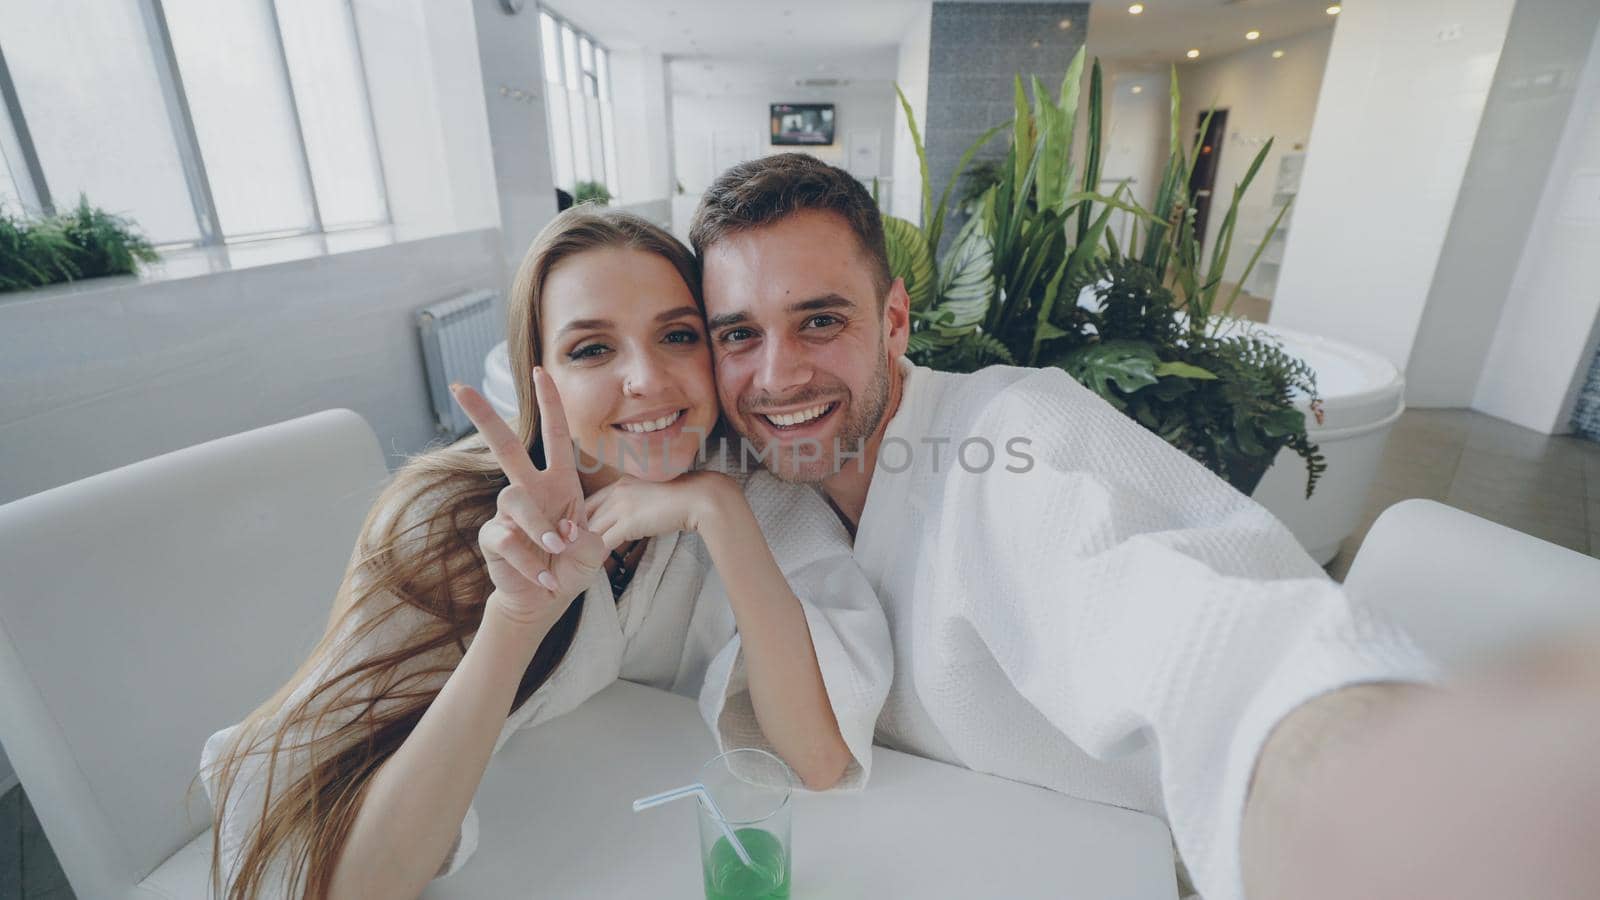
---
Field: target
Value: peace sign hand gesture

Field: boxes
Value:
[450,368,608,631]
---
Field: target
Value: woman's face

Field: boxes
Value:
[538,247,717,482]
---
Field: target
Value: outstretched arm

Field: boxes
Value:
[1243,636,1600,900]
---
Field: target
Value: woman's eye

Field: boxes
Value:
[568,343,611,361]
[663,328,700,345]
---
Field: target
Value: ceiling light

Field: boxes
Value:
[1186,48,1200,59]
[1031,39,1042,49]
[1272,49,1285,58]
[1058,18,1073,30]
[1326,4,1341,14]
[1245,30,1261,40]
[1128,3,1144,13]
[1131,84,1144,94]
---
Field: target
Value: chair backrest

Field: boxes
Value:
[1345,498,1600,671]
[0,409,390,898]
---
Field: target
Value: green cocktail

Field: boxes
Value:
[702,827,790,900]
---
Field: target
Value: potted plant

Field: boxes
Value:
[574,180,613,206]
[886,50,1324,497]
[0,196,158,293]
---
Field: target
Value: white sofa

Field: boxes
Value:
[2,412,1596,898]
[0,409,389,898]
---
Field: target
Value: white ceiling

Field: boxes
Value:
[542,0,1341,87]
[1086,0,1339,70]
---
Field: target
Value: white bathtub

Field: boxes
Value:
[1248,323,1406,565]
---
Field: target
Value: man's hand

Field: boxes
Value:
[1242,640,1600,900]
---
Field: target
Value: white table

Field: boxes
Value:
[425,680,1177,899]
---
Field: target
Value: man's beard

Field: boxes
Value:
[741,338,893,484]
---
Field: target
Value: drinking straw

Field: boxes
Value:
[632,782,754,866]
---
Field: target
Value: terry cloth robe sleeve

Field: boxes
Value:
[199,485,625,891]
[929,365,1436,900]
[684,470,892,791]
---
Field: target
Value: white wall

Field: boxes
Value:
[469,0,560,289]
[354,0,499,237]
[671,79,899,198]
[0,229,503,506]
[1269,0,1518,371]
[1099,67,1169,247]
[1176,27,1334,288]
[610,50,674,204]
[1474,19,1600,433]
[1406,0,1600,409]
[891,2,933,223]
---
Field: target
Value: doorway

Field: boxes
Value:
[1188,109,1228,250]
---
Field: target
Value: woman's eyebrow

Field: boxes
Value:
[557,317,613,336]
[656,305,702,323]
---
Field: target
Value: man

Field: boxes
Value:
[687,153,1600,899]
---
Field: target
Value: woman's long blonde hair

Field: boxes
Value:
[204,207,700,898]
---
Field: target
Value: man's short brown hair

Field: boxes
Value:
[689,152,892,301]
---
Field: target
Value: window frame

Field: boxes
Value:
[0,0,391,249]
[538,7,617,198]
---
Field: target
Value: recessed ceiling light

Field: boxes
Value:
[1272,49,1285,58]
[1186,48,1200,58]
[1031,39,1042,49]
[1131,84,1144,94]
[1058,18,1073,30]
[1326,4,1341,14]
[1128,3,1144,13]
[1245,30,1261,40]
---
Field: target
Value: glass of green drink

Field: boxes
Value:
[697,748,795,900]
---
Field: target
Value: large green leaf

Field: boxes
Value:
[933,211,995,332]
[883,214,936,311]
[1059,341,1162,401]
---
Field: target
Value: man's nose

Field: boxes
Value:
[753,332,813,396]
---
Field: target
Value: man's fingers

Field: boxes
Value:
[532,367,577,472]
[452,384,540,487]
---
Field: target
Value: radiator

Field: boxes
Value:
[417,289,503,439]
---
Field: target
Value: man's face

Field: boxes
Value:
[700,209,910,482]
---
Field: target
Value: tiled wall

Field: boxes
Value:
[925,1,1088,246]
[1474,16,1600,434]
[1407,0,1600,408]
[1573,346,1600,442]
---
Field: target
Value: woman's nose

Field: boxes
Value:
[622,347,667,397]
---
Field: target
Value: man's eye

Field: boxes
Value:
[664,328,700,345]
[804,314,842,329]
[719,327,756,344]
[568,343,610,360]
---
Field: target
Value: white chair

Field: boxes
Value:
[1344,498,1600,672]
[0,409,389,899]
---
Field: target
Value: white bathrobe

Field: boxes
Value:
[199,466,891,889]
[854,359,1434,900]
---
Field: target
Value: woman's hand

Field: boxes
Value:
[451,371,607,628]
[583,470,737,550]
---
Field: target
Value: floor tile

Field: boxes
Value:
[1442,496,1591,554]
[1465,414,1588,472]
[1445,473,1588,533]
[2,787,20,900]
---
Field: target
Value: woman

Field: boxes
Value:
[200,208,891,899]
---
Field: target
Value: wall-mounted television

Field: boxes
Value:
[770,103,835,146]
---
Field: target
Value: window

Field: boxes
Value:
[0,0,388,248]
[539,8,618,198]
